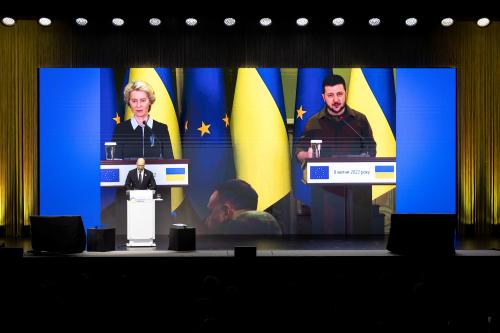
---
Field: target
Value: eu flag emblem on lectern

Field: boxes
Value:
[310,166,329,180]
[101,169,120,182]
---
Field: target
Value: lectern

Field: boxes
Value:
[127,190,159,247]
[306,157,396,235]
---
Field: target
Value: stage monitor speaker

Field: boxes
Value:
[87,227,115,252]
[234,246,257,258]
[168,226,196,251]
[387,214,456,255]
[30,215,86,254]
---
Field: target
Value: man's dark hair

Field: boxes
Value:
[322,74,346,93]
[215,179,258,210]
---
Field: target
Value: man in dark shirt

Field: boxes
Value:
[204,179,282,235]
[112,81,173,160]
[296,75,376,161]
[295,74,376,235]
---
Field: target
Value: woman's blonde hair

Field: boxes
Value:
[123,81,156,105]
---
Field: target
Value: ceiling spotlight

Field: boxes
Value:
[224,18,236,26]
[477,18,490,27]
[296,17,309,27]
[38,17,52,27]
[149,18,161,26]
[75,18,88,26]
[2,17,15,26]
[185,18,197,26]
[405,17,418,27]
[259,17,272,26]
[368,18,381,26]
[440,18,454,27]
[332,17,345,26]
[112,18,124,26]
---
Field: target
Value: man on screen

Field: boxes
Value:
[204,179,282,235]
[112,81,173,160]
[296,74,376,161]
[124,158,157,191]
[295,74,376,235]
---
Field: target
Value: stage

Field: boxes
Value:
[3,235,500,257]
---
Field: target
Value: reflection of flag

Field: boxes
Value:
[293,68,332,205]
[180,68,235,219]
[347,68,396,199]
[124,68,183,211]
[375,165,395,179]
[165,167,187,182]
[100,169,120,182]
[231,68,291,211]
[310,166,329,180]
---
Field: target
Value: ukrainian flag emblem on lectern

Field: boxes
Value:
[165,166,188,184]
[375,165,394,179]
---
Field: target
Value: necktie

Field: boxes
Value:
[139,171,143,184]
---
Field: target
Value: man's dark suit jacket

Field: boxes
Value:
[124,168,157,190]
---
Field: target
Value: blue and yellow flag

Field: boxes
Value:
[180,68,235,219]
[231,68,291,211]
[347,68,396,199]
[124,68,183,211]
[100,68,121,210]
[293,68,332,206]
[100,68,120,160]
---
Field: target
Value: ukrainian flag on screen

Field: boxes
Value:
[124,68,183,211]
[347,68,396,199]
[166,167,186,182]
[375,165,394,179]
[231,68,291,211]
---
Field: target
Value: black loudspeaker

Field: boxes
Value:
[387,214,457,255]
[234,246,257,258]
[168,226,196,251]
[30,216,86,254]
[87,227,115,252]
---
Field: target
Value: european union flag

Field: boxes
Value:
[292,68,332,205]
[100,169,120,182]
[310,166,329,180]
[181,68,235,218]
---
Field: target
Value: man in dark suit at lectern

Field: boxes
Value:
[125,158,157,190]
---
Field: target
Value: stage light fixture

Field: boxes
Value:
[332,17,344,26]
[75,18,88,26]
[224,18,236,26]
[38,17,52,27]
[441,18,454,27]
[259,17,272,26]
[368,18,381,26]
[296,17,309,26]
[1,17,15,26]
[185,18,197,26]
[112,18,124,26]
[477,17,490,27]
[405,17,417,27]
[149,18,161,26]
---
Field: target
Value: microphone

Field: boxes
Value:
[340,116,365,141]
[339,116,371,156]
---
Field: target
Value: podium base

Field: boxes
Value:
[126,240,156,247]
